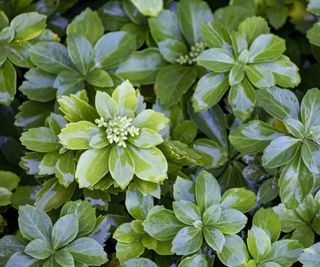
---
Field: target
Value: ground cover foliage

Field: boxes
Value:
[1,0,320,266]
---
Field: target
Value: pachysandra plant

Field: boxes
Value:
[58,80,169,193]
[1,200,108,267]
[274,191,320,248]
[1,1,320,266]
[193,16,300,120]
[0,11,48,105]
[148,0,213,108]
[245,208,303,267]
[143,171,256,266]
[230,87,320,208]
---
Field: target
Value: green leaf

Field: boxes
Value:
[200,22,231,49]
[172,226,203,255]
[156,65,197,108]
[173,200,201,225]
[130,0,163,16]
[132,110,169,132]
[86,68,113,87]
[202,204,221,225]
[262,55,300,88]
[238,16,269,45]
[267,6,288,29]
[193,138,228,168]
[301,88,320,130]
[203,226,225,252]
[229,64,245,85]
[55,151,75,187]
[58,94,98,123]
[0,60,16,105]
[0,171,20,191]
[76,147,110,188]
[59,121,101,150]
[195,171,221,213]
[173,177,195,202]
[253,208,281,242]
[173,120,197,144]
[228,78,255,120]
[229,120,282,154]
[67,8,104,45]
[60,200,96,236]
[299,242,320,267]
[65,237,108,265]
[5,251,40,267]
[114,221,143,243]
[149,10,183,43]
[178,0,213,45]
[143,206,184,241]
[0,235,27,266]
[217,234,249,266]
[67,34,94,75]
[125,185,153,220]
[197,48,234,73]
[54,70,84,96]
[262,136,300,169]
[109,145,134,189]
[54,250,74,267]
[95,90,117,121]
[158,38,188,63]
[291,224,315,248]
[247,226,271,261]
[10,12,46,41]
[279,155,314,209]
[248,34,285,63]
[18,205,52,241]
[262,240,303,266]
[52,214,78,250]
[35,179,75,212]
[192,72,229,112]
[188,104,228,149]
[245,64,275,88]
[94,31,137,69]
[214,208,247,234]
[24,238,52,260]
[178,254,206,267]
[29,42,73,74]
[307,23,320,47]
[20,127,59,153]
[256,87,299,120]
[221,188,256,213]
[38,152,59,175]
[112,80,138,116]
[123,258,157,267]
[116,48,166,85]
[19,68,56,102]
[301,139,320,173]
[128,128,163,148]
[129,145,167,183]
[116,241,144,264]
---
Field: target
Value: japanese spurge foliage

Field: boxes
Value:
[193,16,300,120]
[58,80,169,191]
[2,0,320,267]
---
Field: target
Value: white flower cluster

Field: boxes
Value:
[95,116,140,147]
[176,42,206,65]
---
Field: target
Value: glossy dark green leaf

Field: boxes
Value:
[67,8,104,45]
[29,42,73,74]
[256,87,299,120]
[229,120,282,154]
[262,136,300,169]
[178,0,213,45]
[0,61,16,105]
[172,226,203,255]
[143,206,184,241]
[195,171,221,213]
[116,48,166,85]
[192,72,229,112]
[156,65,197,108]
